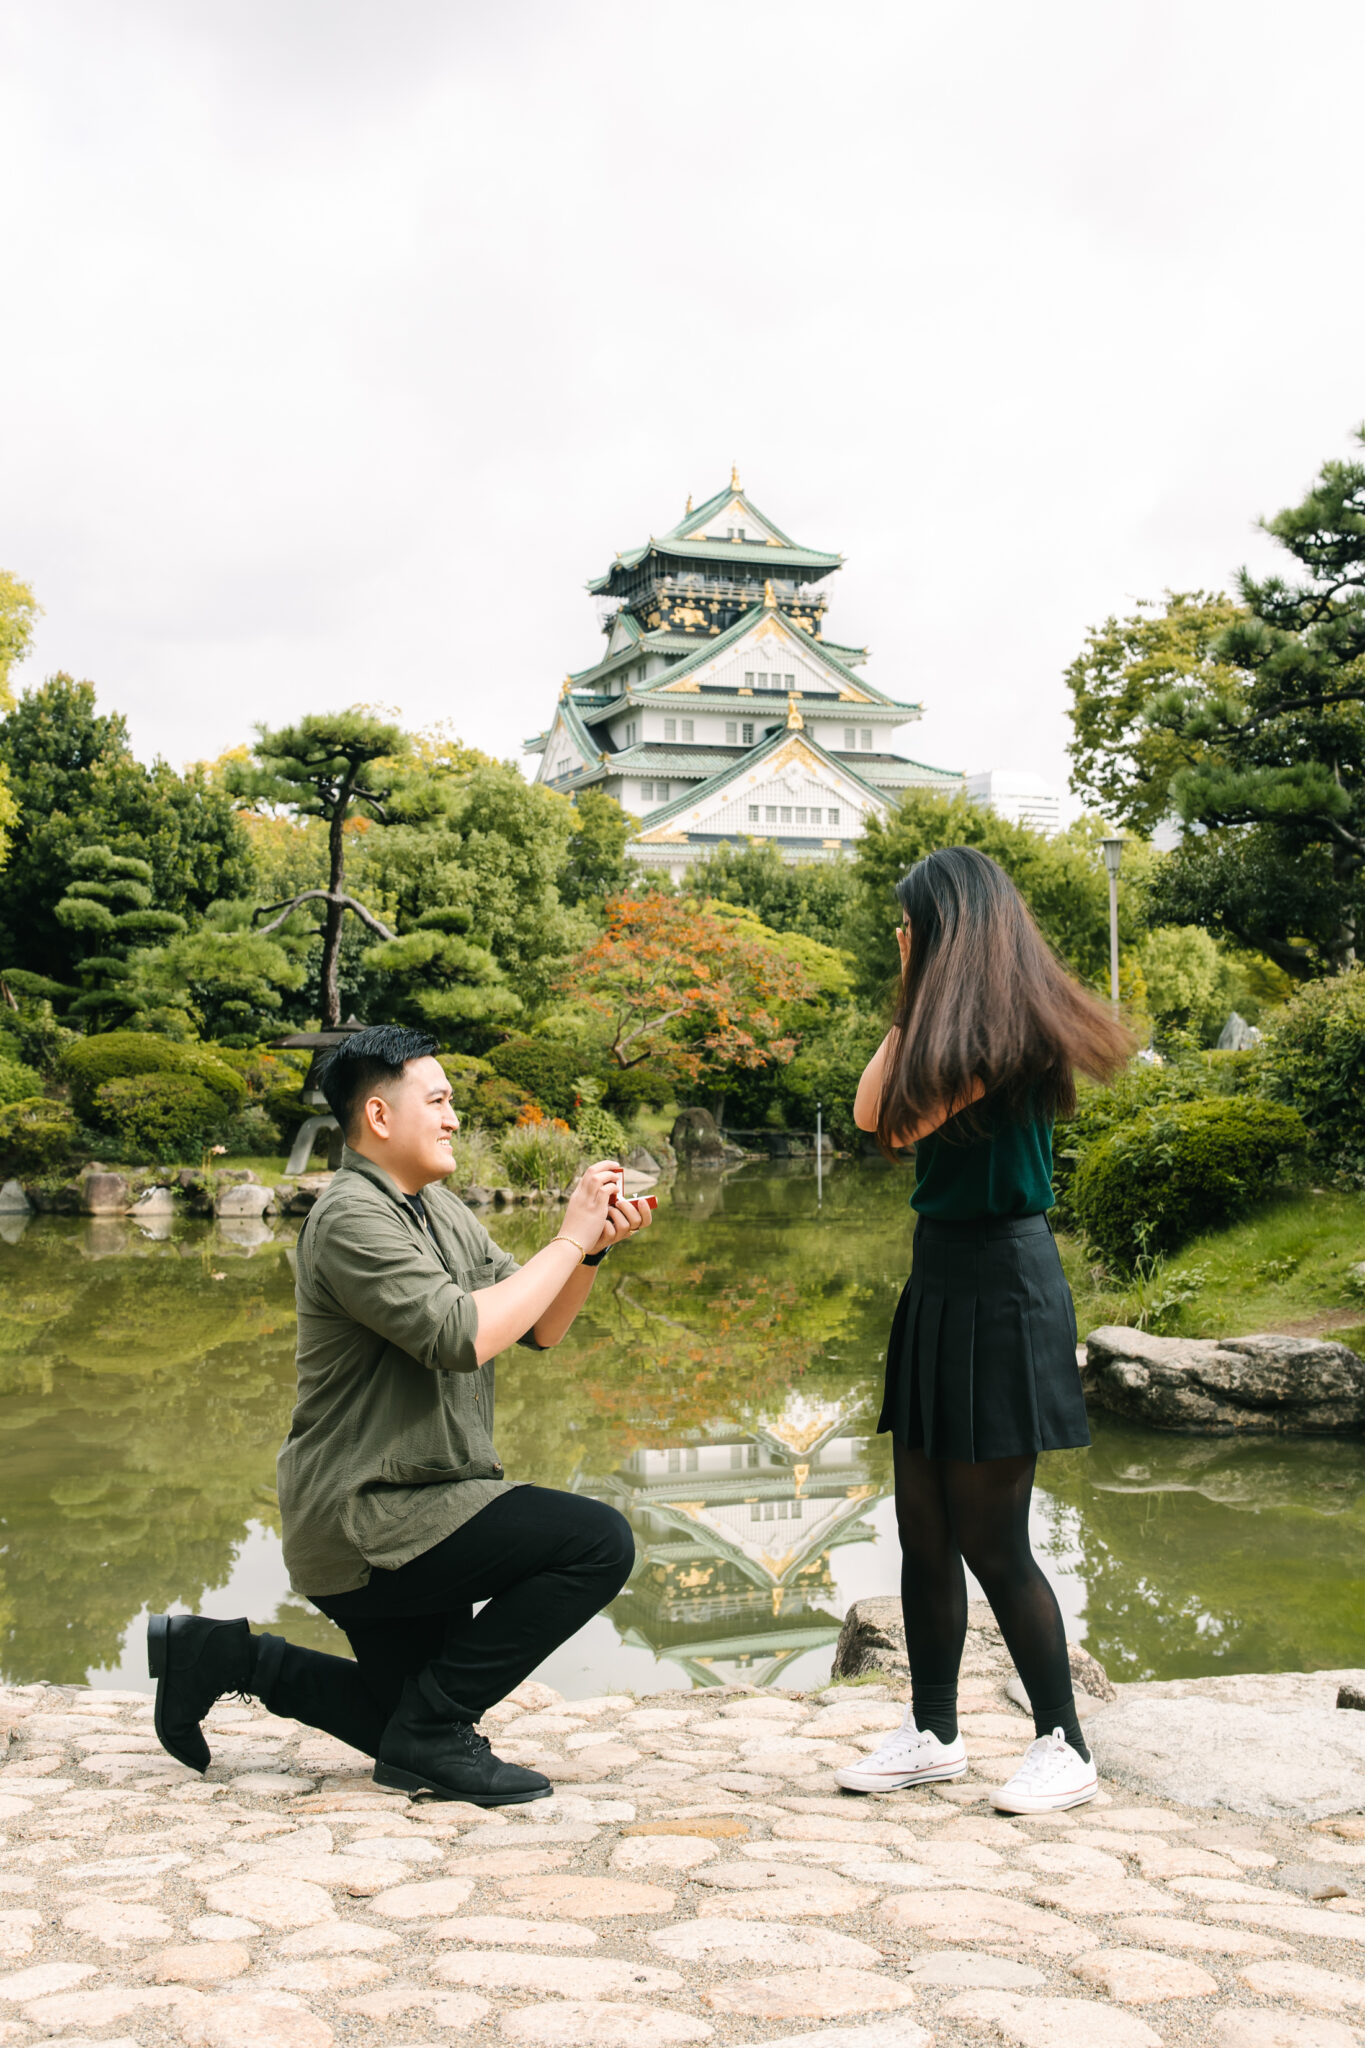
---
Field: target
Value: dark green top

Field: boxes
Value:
[912,1101,1055,1221]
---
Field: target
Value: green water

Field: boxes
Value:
[1,1160,1361,1694]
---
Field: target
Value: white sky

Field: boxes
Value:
[4,1,1364,805]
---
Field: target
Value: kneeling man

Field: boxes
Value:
[149,1025,650,1805]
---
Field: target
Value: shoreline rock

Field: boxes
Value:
[1084,1325,1365,1435]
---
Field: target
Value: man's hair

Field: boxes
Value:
[317,1025,440,1140]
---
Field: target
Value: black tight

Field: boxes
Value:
[892,1440,1088,1759]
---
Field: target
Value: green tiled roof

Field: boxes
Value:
[659,483,810,551]
[597,746,739,778]
[570,600,905,713]
[589,534,840,592]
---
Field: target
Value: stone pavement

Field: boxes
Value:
[2,1665,1364,2048]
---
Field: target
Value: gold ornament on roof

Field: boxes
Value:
[685,493,693,514]
[560,676,572,697]
[763,578,778,609]
[786,693,804,730]
[731,462,741,491]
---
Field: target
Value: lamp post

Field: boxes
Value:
[1101,834,1125,1013]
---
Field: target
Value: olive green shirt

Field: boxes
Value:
[277,1147,536,1596]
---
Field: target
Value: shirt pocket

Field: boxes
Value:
[453,1256,498,1294]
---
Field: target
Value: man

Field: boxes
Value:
[148,1024,652,1805]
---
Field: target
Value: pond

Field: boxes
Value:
[2,1159,1362,1698]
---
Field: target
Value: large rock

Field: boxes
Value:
[79,1169,131,1215]
[831,1597,1114,1704]
[670,1109,742,1169]
[1084,1325,1365,1435]
[215,1183,274,1219]
[0,1178,32,1213]
[1087,1668,1365,1820]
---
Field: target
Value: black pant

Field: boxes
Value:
[254,1487,635,1758]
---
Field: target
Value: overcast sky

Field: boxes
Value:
[4,1,1364,807]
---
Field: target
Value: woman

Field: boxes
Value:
[834,846,1130,1814]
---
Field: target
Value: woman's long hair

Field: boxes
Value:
[875,846,1133,1153]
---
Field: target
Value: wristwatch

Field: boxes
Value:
[583,1246,610,1267]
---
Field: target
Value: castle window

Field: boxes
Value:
[744,672,754,687]
[757,672,768,688]
[680,719,694,742]
[861,729,873,750]
[657,782,670,801]
[726,722,738,744]
[785,674,795,687]
[640,782,654,801]
[742,722,754,745]
[843,727,856,750]
[748,805,759,822]
[624,721,637,745]
[829,808,840,826]
[765,806,777,822]
[664,718,676,742]
[795,807,807,824]
[780,806,792,824]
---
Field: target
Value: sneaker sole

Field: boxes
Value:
[372,1761,554,1807]
[835,1757,969,1793]
[146,1612,207,1776]
[991,1778,1099,1815]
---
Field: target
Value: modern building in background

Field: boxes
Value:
[525,474,960,885]
[965,768,1062,836]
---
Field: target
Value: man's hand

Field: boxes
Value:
[590,1190,655,1255]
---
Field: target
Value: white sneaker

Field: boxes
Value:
[834,1707,968,1793]
[992,1728,1098,1813]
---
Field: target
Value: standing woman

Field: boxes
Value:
[835,847,1131,1814]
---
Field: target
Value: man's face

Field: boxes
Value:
[365,1055,460,1189]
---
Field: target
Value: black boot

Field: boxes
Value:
[147,1613,282,1773]
[373,1671,553,1806]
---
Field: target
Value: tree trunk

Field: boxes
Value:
[318,784,351,1029]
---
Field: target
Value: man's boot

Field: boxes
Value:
[373,1670,552,1806]
[147,1613,284,1773]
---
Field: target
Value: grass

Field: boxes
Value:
[1057,1187,1365,1343]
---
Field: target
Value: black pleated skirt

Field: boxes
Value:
[878,1211,1089,1463]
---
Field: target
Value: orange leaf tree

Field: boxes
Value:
[559,893,818,1080]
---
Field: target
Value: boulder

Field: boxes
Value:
[1084,1325,1365,1435]
[79,1170,131,1215]
[276,1173,331,1215]
[1087,1668,1365,1820]
[0,1178,32,1214]
[832,1595,1113,1705]
[461,1185,494,1207]
[671,1108,744,1169]
[626,1147,661,1176]
[214,1183,274,1219]
[130,1186,178,1215]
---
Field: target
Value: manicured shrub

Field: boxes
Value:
[217,1104,282,1155]
[486,1035,583,1121]
[0,1096,79,1174]
[92,1074,230,1160]
[62,1031,246,1122]
[1070,1096,1310,1269]
[574,1105,628,1162]
[499,1122,584,1193]
[1260,967,1365,1185]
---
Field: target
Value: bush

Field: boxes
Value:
[62,1031,247,1123]
[574,1105,628,1162]
[1070,1097,1310,1268]
[92,1073,231,1161]
[486,1035,584,1121]
[0,1045,44,1106]
[0,1096,79,1174]
[217,1104,282,1155]
[447,1123,503,1188]
[439,1053,535,1131]
[499,1122,585,1193]
[1260,967,1365,1185]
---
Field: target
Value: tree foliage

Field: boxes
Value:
[683,841,857,951]
[559,789,637,910]
[560,893,817,1080]
[0,571,39,713]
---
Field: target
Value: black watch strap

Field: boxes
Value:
[583,1246,609,1267]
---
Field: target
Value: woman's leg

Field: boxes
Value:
[939,1453,1088,1759]
[892,1438,968,1743]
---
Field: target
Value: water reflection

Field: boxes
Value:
[1,1162,1361,1694]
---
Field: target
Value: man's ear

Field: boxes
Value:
[361,1091,390,1141]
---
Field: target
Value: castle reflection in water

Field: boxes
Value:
[592,1391,885,1688]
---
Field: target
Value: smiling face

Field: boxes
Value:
[353,1053,460,1193]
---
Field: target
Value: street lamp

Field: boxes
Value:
[1101,834,1125,1012]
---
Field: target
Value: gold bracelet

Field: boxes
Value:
[553,1233,588,1263]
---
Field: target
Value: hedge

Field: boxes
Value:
[93,1074,230,1160]
[485,1036,583,1121]
[62,1032,247,1122]
[439,1053,535,1131]
[1070,1096,1310,1269]
[0,1097,79,1175]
